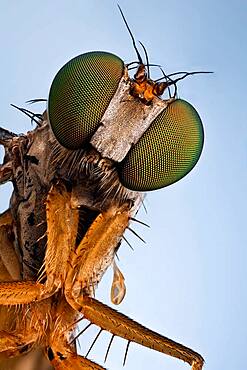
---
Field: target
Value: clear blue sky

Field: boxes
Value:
[0,1,246,369]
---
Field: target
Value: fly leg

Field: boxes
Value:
[0,211,38,368]
[0,209,48,304]
[65,203,130,300]
[0,183,78,305]
[64,203,204,370]
[74,295,204,370]
[44,182,78,291]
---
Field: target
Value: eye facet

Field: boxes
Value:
[48,51,124,149]
[118,99,204,191]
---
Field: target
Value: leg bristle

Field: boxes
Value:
[104,334,115,363]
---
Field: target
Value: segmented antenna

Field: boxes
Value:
[117,5,143,64]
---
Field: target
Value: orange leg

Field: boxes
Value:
[0,186,107,370]
[44,182,79,290]
[65,203,130,298]
[0,183,79,305]
[70,295,204,370]
[63,200,204,370]
[0,185,204,369]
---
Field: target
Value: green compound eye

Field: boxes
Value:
[48,51,124,149]
[119,99,204,191]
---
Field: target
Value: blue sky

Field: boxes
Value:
[0,1,246,369]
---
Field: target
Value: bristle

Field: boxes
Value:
[70,322,92,344]
[122,235,134,251]
[130,217,150,228]
[123,340,131,366]
[104,334,115,363]
[85,328,103,357]
[127,227,146,244]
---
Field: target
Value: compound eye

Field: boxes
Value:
[48,51,124,149]
[118,99,204,191]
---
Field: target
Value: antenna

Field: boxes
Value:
[139,41,150,79]
[155,70,213,98]
[117,5,143,64]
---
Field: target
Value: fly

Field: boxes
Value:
[0,6,210,370]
